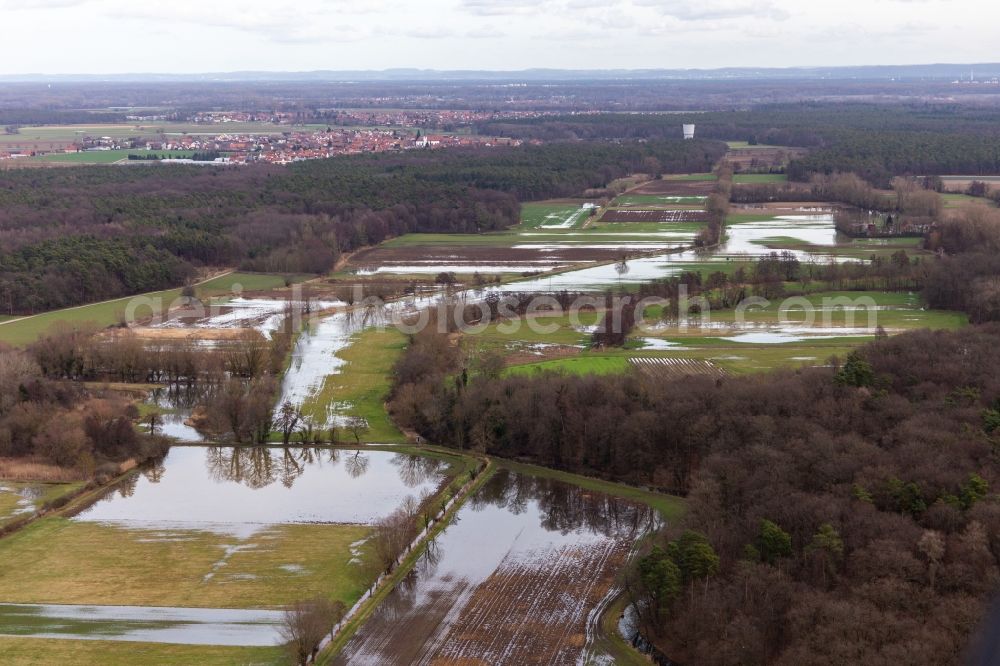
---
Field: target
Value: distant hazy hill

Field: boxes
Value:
[3,64,1000,83]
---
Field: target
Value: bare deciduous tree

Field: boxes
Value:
[278,596,346,665]
[225,329,269,379]
[277,400,302,446]
[345,416,368,444]
[370,497,420,575]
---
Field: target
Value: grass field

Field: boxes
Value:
[658,290,968,330]
[942,192,995,209]
[0,272,305,346]
[302,328,408,443]
[0,638,284,666]
[484,289,966,377]
[733,173,788,183]
[0,482,84,527]
[843,236,924,247]
[665,172,717,181]
[30,149,197,164]
[504,356,629,377]
[589,219,704,234]
[0,518,371,608]
[594,593,651,666]
[364,201,592,241]
[757,238,930,260]
[519,201,595,229]
[208,272,312,293]
[502,341,858,376]
[0,445,472,663]
[381,232,528,248]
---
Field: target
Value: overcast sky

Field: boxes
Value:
[0,0,996,74]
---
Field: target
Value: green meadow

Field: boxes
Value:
[0,638,284,666]
[0,518,372,608]
[0,272,307,346]
[300,328,408,443]
[30,149,197,164]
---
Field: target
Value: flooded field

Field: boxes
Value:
[154,296,343,337]
[350,246,604,277]
[147,387,204,442]
[344,198,703,279]
[0,481,83,526]
[333,468,658,665]
[0,485,40,522]
[277,310,379,425]
[76,446,448,533]
[1,197,947,660]
[600,209,708,222]
[0,603,285,646]
[357,262,567,275]
[508,212,842,291]
[0,447,452,647]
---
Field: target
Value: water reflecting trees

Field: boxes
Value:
[478,469,658,539]
[205,446,278,489]
[390,452,445,488]
[203,446,352,489]
[139,446,449,492]
[343,451,370,479]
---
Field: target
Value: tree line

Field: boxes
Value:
[924,206,1000,323]
[478,104,1000,189]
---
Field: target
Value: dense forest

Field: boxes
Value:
[924,207,1000,323]
[479,104,1000,187]
[632,326,1000,664]
[787,132,1000,188]
[0,109,127,126]
[479,104,1000,143]
[0,139,724,313]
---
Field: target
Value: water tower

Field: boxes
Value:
[682,124,696,140]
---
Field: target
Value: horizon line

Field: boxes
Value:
[1,62,999,81]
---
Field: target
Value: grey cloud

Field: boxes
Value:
[107,1,377,44]
[564,0,610,8]
[633,0,790,21]
[459,0,555,15]
[0,0,95,7]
